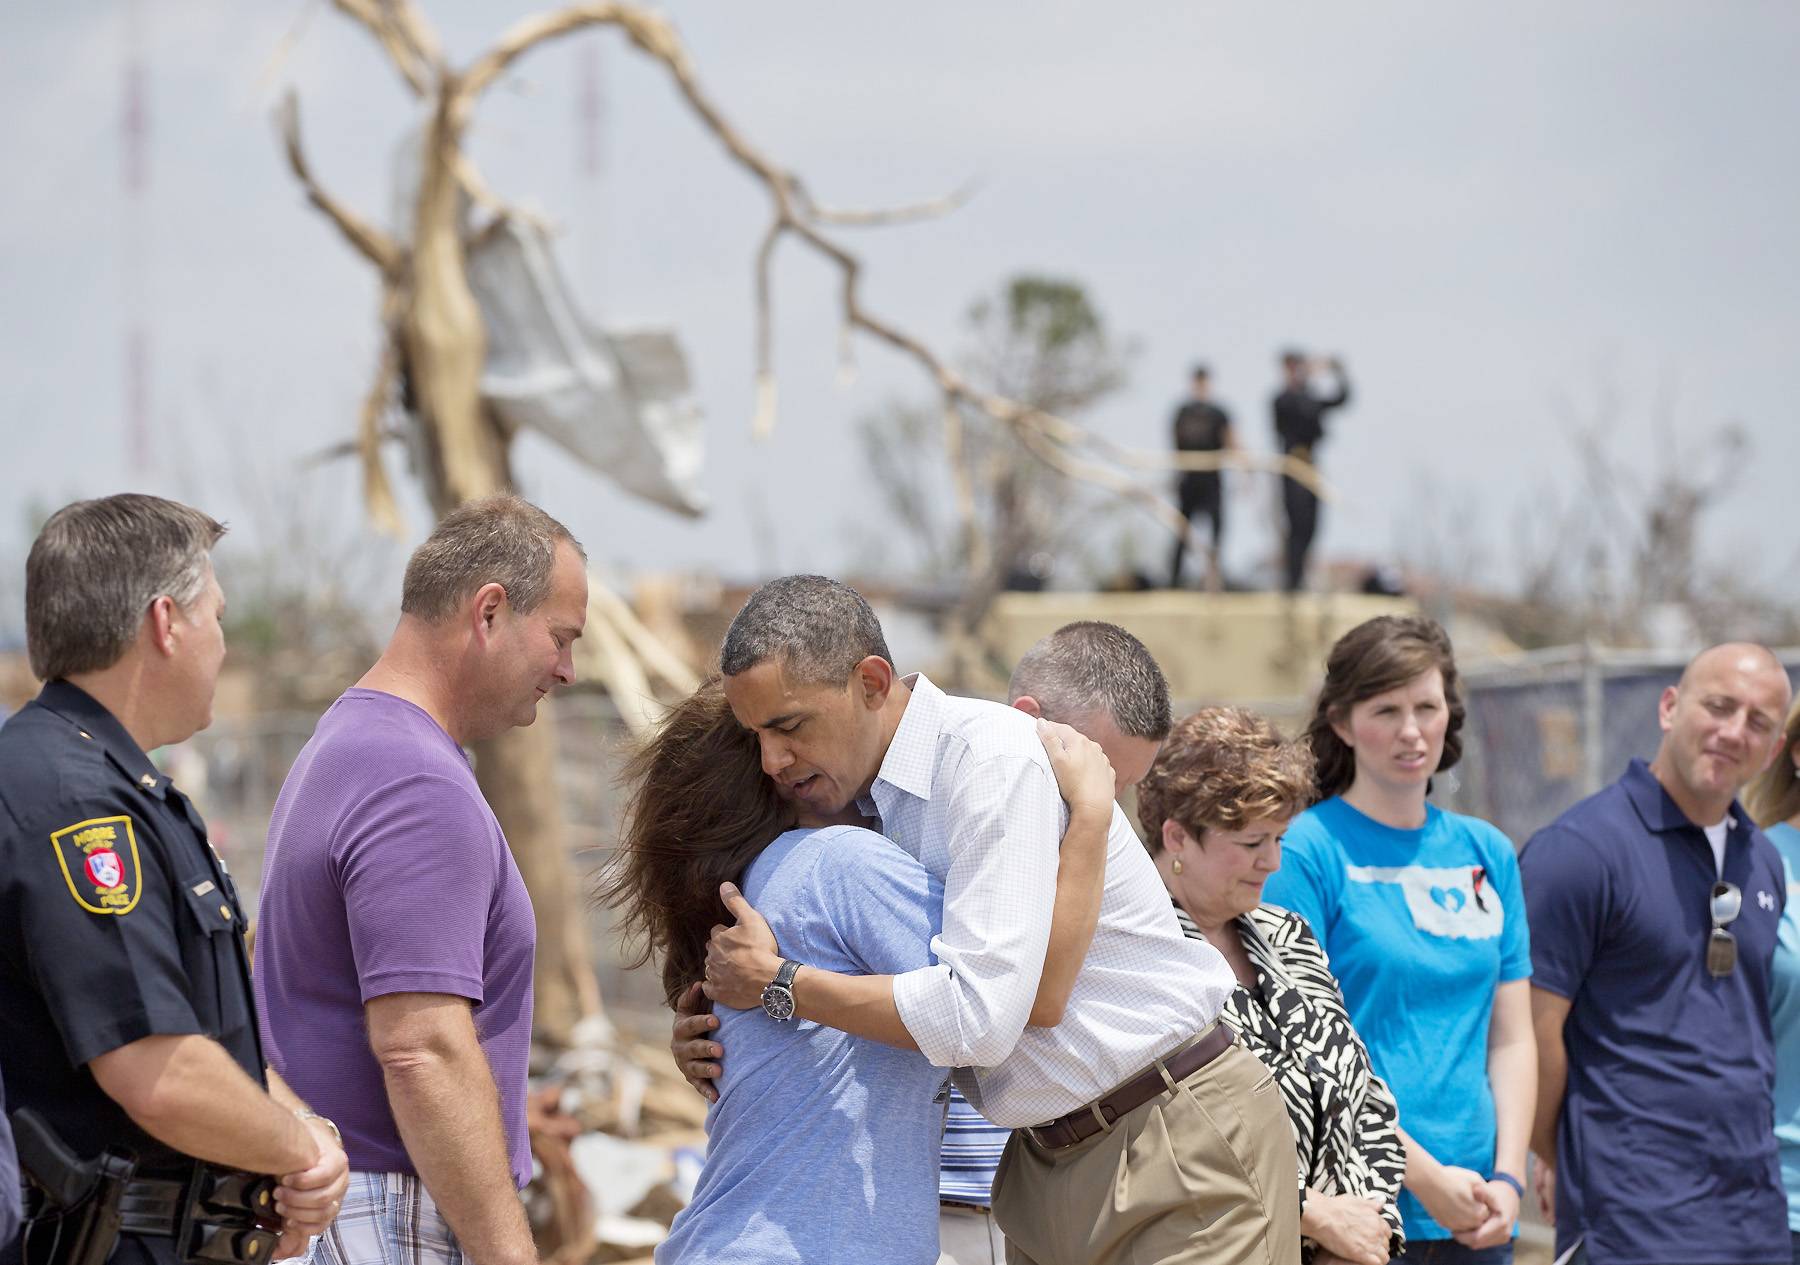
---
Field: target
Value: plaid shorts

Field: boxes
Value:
[308,1172,465,1265]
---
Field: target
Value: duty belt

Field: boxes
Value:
[120,1169,278,1244]
[13,1108,282,1265]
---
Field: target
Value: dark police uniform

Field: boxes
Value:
[0,682,263,1265]
[1167,397,1231,587]
[1271,371,1350,593]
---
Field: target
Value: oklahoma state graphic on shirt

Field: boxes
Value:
[1344,864,1504,940]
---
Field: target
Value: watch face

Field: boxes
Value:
[761,984,796,1021]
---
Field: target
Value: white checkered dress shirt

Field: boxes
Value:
[869,675,1235,1128]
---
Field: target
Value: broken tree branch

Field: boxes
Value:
[277,92,403,275]
[328,0,434,95]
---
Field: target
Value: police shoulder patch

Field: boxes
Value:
[51,815,143,915]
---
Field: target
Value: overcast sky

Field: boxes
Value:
[4,1,1797,609]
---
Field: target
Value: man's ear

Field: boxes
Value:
[1012,695,1043,719]
[854,655,896,708]
[1657,685,1680,734]
[470,582,508,643]
[146,596,179,658]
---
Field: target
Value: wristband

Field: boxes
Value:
[1490,1171,1525,1199]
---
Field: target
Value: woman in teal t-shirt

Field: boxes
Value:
[1746,696,1800,1264]
[1262,616,1534,1265]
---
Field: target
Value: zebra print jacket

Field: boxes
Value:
[1175,899,1406,1261]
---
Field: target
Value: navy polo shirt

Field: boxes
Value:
[1521,759,1787,1265]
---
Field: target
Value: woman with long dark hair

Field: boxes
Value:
[1262,617,1535,1265]
[598,680,1114,1265]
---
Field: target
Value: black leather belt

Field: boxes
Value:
[1026,1023,1235,1151]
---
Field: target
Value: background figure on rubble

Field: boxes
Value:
[255,495,588,1265]
[1167,364,1236,592]
[1272,349,1351,592]
[0,494,348,1265]
[1523,644,1794,1265]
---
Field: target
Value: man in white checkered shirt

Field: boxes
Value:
[699,577,1300,1265]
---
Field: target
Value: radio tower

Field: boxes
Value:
[123,0,151,474]
[577,35,606,312]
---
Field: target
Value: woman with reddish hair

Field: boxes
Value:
[1138,707,1403,1265]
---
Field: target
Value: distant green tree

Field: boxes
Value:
[853,274,1134,600]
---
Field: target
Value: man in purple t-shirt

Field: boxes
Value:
[255,494,588,1265]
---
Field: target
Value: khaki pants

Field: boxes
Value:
[990,1039,1300,1265]
[939,1203,1008,1264]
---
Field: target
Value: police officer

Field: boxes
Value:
[1271,349,1351,593]
[0,495,348,1265]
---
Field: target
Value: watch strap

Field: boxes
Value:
[773,958,801,991]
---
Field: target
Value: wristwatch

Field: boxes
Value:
[760,959,802,1022]
[296,1108,343,1147]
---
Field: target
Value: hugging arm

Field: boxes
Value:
[683,722,1113,1075]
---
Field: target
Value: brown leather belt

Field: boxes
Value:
[1026,1023,1234,1151]
[939,1199,991,1214]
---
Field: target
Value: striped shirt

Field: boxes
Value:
[867,675,1235,1128]
[939,1086,1009,1205]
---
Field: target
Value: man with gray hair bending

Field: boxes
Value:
[700,577,1299,1265]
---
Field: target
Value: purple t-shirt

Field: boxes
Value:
[254,689,536,1188]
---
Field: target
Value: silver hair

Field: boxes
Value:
[1007,621,1171,739]
[26,494,226,680]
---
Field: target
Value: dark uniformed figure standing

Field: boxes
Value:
[1167,363,1236,592]
[1272,349,1351,592]
[0,495,348,1265]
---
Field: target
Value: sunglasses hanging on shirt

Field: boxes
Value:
[1707,880,1742,978]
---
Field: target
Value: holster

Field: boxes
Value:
[11,1109,133,1265]
[10,1109,282,1265]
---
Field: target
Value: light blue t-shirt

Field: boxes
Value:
[1262,797,1531,1242]
[657,825,947,1265]
[1766,821,1800,1232]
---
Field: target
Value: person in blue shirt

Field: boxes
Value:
[1747,694,1800,1265]
[1522,643,1792,1265]
[598,680,1115,1265]
[667,621,1175,1265]
[1263,615,1534,1264]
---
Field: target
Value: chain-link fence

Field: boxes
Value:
[1440,646,1800,846]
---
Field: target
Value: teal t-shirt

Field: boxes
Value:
[1766,821,1800,1232]
[1262,796,1531,1242]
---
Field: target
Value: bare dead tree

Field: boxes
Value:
[276,0,1346,1038]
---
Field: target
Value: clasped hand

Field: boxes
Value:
[272,1116,350,1259]
[703,883,783,1011]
